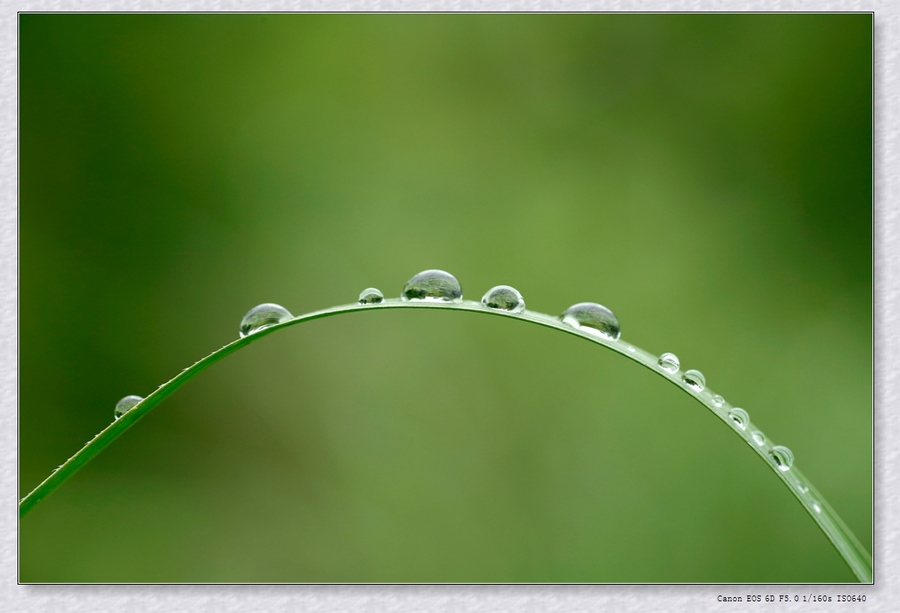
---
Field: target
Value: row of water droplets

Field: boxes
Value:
[112,268,815,511]
[654,350,817,512]
[111,269,604,422]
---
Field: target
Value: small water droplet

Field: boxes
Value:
[712,394,725,408]
[240,303,293,337]
[481,285,525,313]
[657,352,680,374]
[561,302,621,340]
[358,287,384,304]
[682,369,706,392]
[810,499,822,513]
[728,407,750,430]
[115,395,144,420]
[751,430,767,446]
[402,269,462,303]
[627,346,636,353]
[769,445,794,471]
[797,481,809,494]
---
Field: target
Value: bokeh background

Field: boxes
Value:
[19,14,871,582]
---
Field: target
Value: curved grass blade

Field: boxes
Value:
[19,298,873,582]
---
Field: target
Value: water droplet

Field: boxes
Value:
[402,269,462,303]
[481,285,525,313]
[240,303,293,337]
[657,352,680,374]
[627,346,636,353]
[751,430,767,446]
[358,287,384,304]
[728,407,750,430]
[682,369,706,392]
[115,395,143,420]
[561,302,621,340]
[810,499,822,513]
[769,445,794,471]
[797,481,809,494]
[712,394,725,408]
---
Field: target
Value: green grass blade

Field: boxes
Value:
[18,298,873,582]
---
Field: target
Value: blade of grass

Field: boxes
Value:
[18,298,873,582]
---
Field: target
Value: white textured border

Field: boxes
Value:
[2,1,895,612]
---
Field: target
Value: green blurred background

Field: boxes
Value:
[19,14,871,582]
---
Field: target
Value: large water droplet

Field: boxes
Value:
[769,445,794,471]
[658,352,680,374]
[561,302,621,340]
[481,285,525,313]
[240,303,293,337]
[115,395,143,420]
[751,430,767,446]
[358,287,384,304]
[728,407,750,430]
[402,269,462,303]
[712,394,725,408]
[682,369,706,392]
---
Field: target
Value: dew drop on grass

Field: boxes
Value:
[682,369,706,392]
[769,445,794,471]
[402,270,463,303]
[560,302,621,340]
[751,430,767,446]
[481,285,525,313]
[712,394,725,408]
[810,499,822,513]
[797,481,809,494]
[239,303,293,337]
[658,352,680,373]
[728,407,750,430]
[115,395,144,420]
[358,287,384,304]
